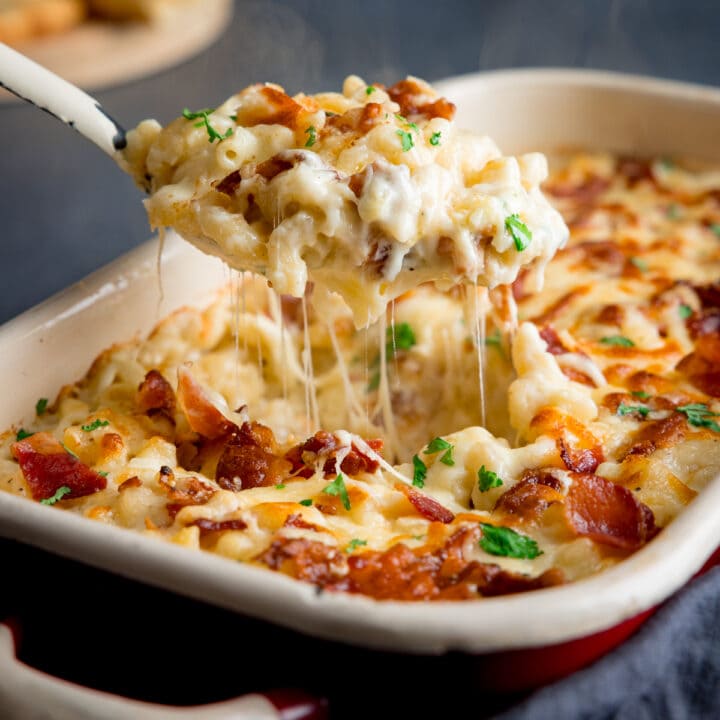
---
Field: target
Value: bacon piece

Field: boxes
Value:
[136,370,176,416]
[557,437,603,474]
[255,152,301,181]
[395,482,455,524]
[283,513,320,531]
[244,86,305,129]
[158,467,216,518]
[11,432,107,502]
[177,366,238,440]
[495,470,564,520]
[617,156,654,186]
[386,79,456,121]
[189,518,247,536]
[258,537,348,585]
[692,282,720,310]
[285,432,383,478]
[539,325,567,355]
[677,330,720,396]
[688,310,720,339]
[326,103,384,134]
[624,413,688,458]
[565,473,657,550]
[545,176,610,202]
[215,169,242,196]
[118,476,142,492]
[215,421,291,491]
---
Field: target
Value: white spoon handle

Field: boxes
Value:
[0,42,126,157]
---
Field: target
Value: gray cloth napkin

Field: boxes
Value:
[498,566,720,720]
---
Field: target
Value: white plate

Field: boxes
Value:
[2,69,720,655]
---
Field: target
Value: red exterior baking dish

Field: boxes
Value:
[1,69,720,714]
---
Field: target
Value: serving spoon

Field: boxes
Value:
[0,42,127,158]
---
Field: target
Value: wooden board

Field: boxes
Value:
[0,0,232,101]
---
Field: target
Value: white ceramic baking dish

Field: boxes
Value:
[1,70,720,681]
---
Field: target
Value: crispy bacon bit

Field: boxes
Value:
[326,103,384,134]
[216,421,291,491]
[617,157,654,186]
[136,370,176,417]
[158,471,215,518]
[118,476,142,492]
[495,471,564,521]
[386,79,456,121]
[285,432,383,478]
[258,527,563,601]
[395,482,455,524]
[565,473,657,550]
[189,517,247,536]
[11,432,107,502]
[624,413,688,458]
[688,310,720,339]
[677,330,720,396]
[215,169,242,196]
[596,304,624,326]
[283,513,319,531]
[258,537,348,585]
[244,86,305,129]
[539,326,567,355]
[255,153,297,181]
[177,366,238,440]
[692,282,720,310]
[545,176,610,202]
[557,437,603,474]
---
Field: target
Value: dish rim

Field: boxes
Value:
[2,67,720,655]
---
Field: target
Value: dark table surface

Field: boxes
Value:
[2,1,720,718]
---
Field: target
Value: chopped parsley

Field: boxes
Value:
[15,429,33,441]
[397,129,414,152]
[600,335,635,348]
[388,322,416,354]
[97,471,108,477]
[412,454,427,488]
[678,304,693,320]
[631,390,651,400]
[479,523,542,559]
[617,402,650,418]
[505,214,532,252]
[367,371,381,392]
[40,486,71,506]
[429,131,442,146]
[81,419,110,432]
[274,483,286,490]
[35,397,48,416]
[299,498,313,507]
[322,473,351,511]
[424,437,454,466]
[365,85,376,95]
[182,107,233,143]
[676,403,720,433]
[711,223,720,237]
[304,125,317,147]
[484,329,502,348]
[346,538,367,552]
[630,256,648,272]
[666,203,681,219]
[478,465,503,492]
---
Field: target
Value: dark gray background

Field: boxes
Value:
[1,0,719,324]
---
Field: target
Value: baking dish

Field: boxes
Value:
[1,69,720,706]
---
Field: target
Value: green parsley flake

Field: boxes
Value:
[600,335,635,348]
[182,107,233,143]
[299,498,313,507]
[630,257,648,272]
[81,419,110,432]
[367,371,381,392]
[666,203,681,219]
[505,214,532,252]
[365,86,376,95]
[676,403,720,433]
[617,402,650,418]
[412,454,427,488]
[387,322,416,355]
[631,390,651,400]
[346,538,367,552]
[478,465,503,492]
[35,398,48,415]
[397,129,414,152]
[678,304,693,320]
[304,125,317,147]
[479,523,542,559]
[40,486,71,506]
[275,483,286,490]
[97,471,108,477]
[710,223,720,237]
[322,473,351,511]
[15,429,33,441]
[484,329,502,348]
[429,131,442,146]
[424,437,454,466]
